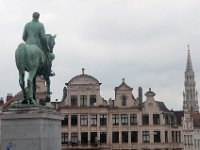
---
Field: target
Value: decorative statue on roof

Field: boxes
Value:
[15,12,56,105]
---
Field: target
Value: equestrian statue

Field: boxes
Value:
[15,12,56,105]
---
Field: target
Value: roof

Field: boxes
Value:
[174,111,184,125]
[186,49,194,72]
[191,113,200,128]
[191,113,200,118]
[2,91,23,110]
[66,73,101,86]
[115,80,133,91]
[156,101,170,112]
[141,101,170,112]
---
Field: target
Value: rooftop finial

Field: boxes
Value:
[186,45,193,72]
[122,78,125,83]
[187,44,190,51]
[82,68,85,74]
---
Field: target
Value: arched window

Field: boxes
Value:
[191,106,194,113]
[190,89,192,99]
[186,89,189,99]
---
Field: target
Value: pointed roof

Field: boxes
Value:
[115,78,133,91]
[2,91,23,110]
[186,45,193,72]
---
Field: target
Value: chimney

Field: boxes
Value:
[138,87,143,101]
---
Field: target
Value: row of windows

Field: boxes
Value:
[62,130,181,144]
[184,135,193,146]
[194,139,200,149]
[70,94,128,107]
[112,131,138,143]
[62,132,105,144]
[112,114,137,125]
[171,131,181,143]
[142,114,160,125]
[142,131,160,143]
[62,113,162,126]
[62,131,137,145]
[70,95,96,107]
[62,114,107,126]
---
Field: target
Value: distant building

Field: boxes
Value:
[182,47,200,150]
[57,69,183,150]
[183,48,199,113]
[3,48,200,150]
[2,75,47,110]
[0,97,4,107]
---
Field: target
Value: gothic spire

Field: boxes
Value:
[183,45,199,113]
[186,45,193,72]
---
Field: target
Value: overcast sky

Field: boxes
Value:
[1,0,200,110]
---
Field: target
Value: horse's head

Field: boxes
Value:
[46,34,56,53]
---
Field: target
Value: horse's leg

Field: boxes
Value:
[32,75,37,101]
[27,69,37,105]
[19,72,27,103]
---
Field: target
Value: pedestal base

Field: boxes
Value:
[0,107,64,150]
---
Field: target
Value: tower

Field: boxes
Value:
[183,45,199,113]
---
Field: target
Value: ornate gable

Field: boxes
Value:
[115,78,133,92]
[66,69,101,86]
[114,79,136,107]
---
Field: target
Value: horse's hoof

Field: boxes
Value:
[45,96,50,103]
[22,100,28,104]
[29,99,37,105]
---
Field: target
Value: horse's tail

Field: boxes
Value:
[15,43,26,73]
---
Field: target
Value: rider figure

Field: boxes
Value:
[22,12,55,76]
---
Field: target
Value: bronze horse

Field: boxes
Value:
[15,34,56,105]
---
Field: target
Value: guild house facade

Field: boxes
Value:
[57,69,183,150]
[4,49,200,150]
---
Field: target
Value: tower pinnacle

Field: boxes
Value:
[186,45,193,72]
[183,46,199,113]
[187,44,190,51]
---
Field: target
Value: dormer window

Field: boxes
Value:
[121,95,127,106]
[71,95,77,107]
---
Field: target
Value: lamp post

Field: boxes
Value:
[55,99,58,110]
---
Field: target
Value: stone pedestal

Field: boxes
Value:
[0,107,64,150]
